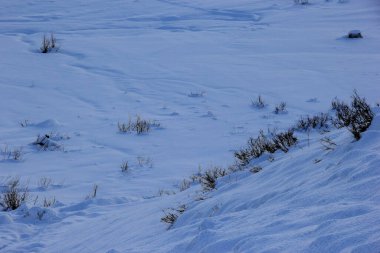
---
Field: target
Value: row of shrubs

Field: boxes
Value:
[162,91,375,227]
[235,129,298,166]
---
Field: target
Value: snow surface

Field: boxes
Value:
[0,0,380,252]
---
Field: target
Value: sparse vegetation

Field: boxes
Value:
[200,167,227,191]
[1,178,29,211]
[1,145,23,161]
[332,91,374,140]
[161,204,186,228]
[251,95,266,109]
[295,113,330,131]
[179,179,191,192]
[40,33,58,53]
[118,116,158,135]
[274,102,287,114]
[161,211,178,226]
[250,166,262,174]
[38,177,53,190]
[20,120,30,127]
[43,197,56,207]
[188,91,205,98]
[121,161,129,172]
[85,184,98,199]
[235,129,297,166]
[294,0,309,4]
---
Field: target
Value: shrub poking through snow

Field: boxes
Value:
[38,177,52,190]
[118,116,157,135]
[200,167,227,191]
[332,91,374,140]
[85,184,98,199]
[1,145,23,161]
[1,178,29,211]
[295,113,330,131]
[43,197,56,208]
[120,161,129,172]
[161,211,178,226]
[274,102,287,114]
[179,179,191,192]
[40,33,58,53]
[250,166,262,174]
[251,95,266,109]
[294,0,309,4]
[161,204,186,228]
[235,129,297,165]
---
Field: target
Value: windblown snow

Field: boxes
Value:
[0,0,379,252]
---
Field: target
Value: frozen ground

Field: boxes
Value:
[0,0,379,252]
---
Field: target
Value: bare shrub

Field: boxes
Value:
[137,156,153,168]
[85,184,98,199]
[20,120,30,127]
[332,91,374,140]
[295,113,330,131]
[120,161,129,172]
[1,145,23,161]
[274,102,287,114]
[118,116,156,135]
[1,178,29,211]
[38,177,52,190]
[40,33,58,53]
[294,0,309,4]
[161,204,186,228]
[179,179,191,192]
[43,197,56,207]
[188,91,205,98]
[251,95,266,109]
[200,167,227,191]
[250,166,262,173]
[235,129,297,165]
[161,212,178,225]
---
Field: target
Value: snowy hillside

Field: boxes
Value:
[0,0,379,252]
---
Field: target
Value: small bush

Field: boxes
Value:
[188,92,205,98]
[161,212,178,225]
[43,197,56,207]
[1,178,28,211]
[1,145,23,161]
[120,161,129,172]
[295,113,330,131]
[332,91,374,140]
[251,95,266,109]
[161,205,186,228]
[85,184,98,199]
[40,33,58,53]
[38,177,52,190]
[136,156,153,168]
[235,129,297,165]
[20,120,29,127]
[274,102,287,114]
[250,166,262,173]
[179,179,191,192]
[118,116,157,135]
[294,0,309,4]
[200,167,227,191]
